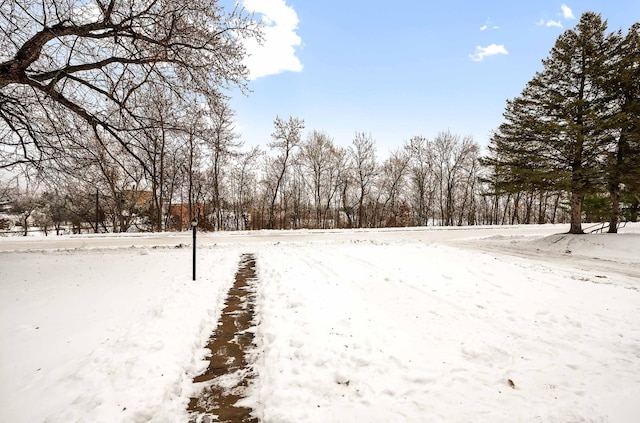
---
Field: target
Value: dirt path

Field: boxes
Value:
[188,254,258,423]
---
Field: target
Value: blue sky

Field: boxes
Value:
[229,0,640,155]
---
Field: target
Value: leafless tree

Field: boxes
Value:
[349,132,377,228]
[404,136,435,226]
[228,146,261,230]
[92,149,145,232]
[266,116,304,229]
[184,119,205,226]
[0,0,259,173]
[206,98,241,230]
[130,85,199,231]
[299,130,345,228]
[11,178,42,235]
[433,131,479,226]
[326,146,348,228]
[453,143,481,225]
[377,148,410,227]
[337,160,355,228]
[286,162,309,229]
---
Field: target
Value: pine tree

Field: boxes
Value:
[485,12,615,234]
[605,23,640,232]
[483,84,563,198]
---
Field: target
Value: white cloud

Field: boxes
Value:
[469,44,508,62]
[242,0,303,80]
[536,5,573,29]
[561,4,575,19]
[479,18,500,31]
[536,19,563,28]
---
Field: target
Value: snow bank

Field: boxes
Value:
[529,232,640,261]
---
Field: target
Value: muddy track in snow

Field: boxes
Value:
[188,254,258,423]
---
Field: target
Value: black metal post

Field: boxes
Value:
[192,217,197,280]
[95,189,99,233]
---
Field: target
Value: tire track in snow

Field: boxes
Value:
[455,238,640,286]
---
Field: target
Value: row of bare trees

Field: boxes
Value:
[226,121,580,230]
[4,115,574,234]
[3,108,593,234]
[252,124,572,230]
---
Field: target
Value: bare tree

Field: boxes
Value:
[378,148,410,227]
[300,130,345,228]
[206,98,241,230]
[286,162,309,229]
[326,146,348,228]
[266,116,304,229]
[334,146,356,228]
[229,146,261,230]
[11,178,42,236]
[404,136,435,226]
[40,185,69,235]
[129,86,198,231]
[0,0,259,173]
[433,131,479,226]
[350,132,377,228]
[135,88,174,231]
[454,143,481,225]
[185,121,205,226]
[93,150,145,232]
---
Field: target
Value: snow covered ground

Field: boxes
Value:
[1,224,639,422]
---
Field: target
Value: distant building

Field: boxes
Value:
[119,189,152,211]
[167,203,206,229]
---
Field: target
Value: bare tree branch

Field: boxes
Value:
[0,0,261,172]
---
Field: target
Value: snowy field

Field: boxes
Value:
[1,224,640,422]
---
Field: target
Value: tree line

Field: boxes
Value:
[2,120,577,234]
[1,4,638,234]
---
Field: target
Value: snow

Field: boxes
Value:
[1,243,244,422]
[1,224,640,422]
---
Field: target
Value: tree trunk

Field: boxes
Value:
[501,193,511,225]
[608,134,627,234]
[511,192,521,225]
[357,187,365,228]
[537,191,546,224]
[551,193,561,223]
[608,185,620,233]
[569,191,584,234]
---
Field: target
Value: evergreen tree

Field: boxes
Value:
[605,23,640,232]
[483,84,562,198]
[486,12,616,234]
